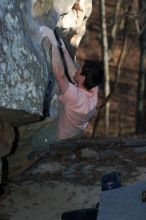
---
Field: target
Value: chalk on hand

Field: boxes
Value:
[39,26,58,47]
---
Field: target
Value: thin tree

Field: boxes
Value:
[100,0,110,135]
[91,0,133,138]
[136,0,146,133]
[109,0,123,52]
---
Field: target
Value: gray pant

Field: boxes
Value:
[31,119,82,153]
[31,119,60,153]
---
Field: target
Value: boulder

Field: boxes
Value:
[0,0,92,126]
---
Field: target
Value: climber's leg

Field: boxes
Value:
[31,119,60,154]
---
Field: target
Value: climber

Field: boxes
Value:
[31,26,104,154]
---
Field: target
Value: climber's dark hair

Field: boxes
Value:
[81,60,104,90]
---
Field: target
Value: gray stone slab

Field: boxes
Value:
[134,146,146,153]
[123,139,146,147]
[97,181,146,220]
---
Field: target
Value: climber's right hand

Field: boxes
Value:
[39,26,58,48]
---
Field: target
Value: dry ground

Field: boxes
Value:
[0,121,146,220]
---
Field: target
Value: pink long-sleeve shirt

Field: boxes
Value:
[58,83,98,139]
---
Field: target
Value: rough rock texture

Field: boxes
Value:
[97,181,146,220]
[0,0,92,126]
[0,0,47,126]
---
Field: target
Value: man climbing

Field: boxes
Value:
[31,26,104,154]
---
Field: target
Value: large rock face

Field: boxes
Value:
[0,0,92,126]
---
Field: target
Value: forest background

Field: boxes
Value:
[77,0,146,138]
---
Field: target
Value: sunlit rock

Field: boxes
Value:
[31,0,54,17]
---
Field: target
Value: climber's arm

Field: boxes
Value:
[39,26,69,94]
[60,39,78,83]
[51,46,69,94]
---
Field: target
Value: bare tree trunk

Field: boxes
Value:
[91,28,129,138]
[136,0,146,133]
[109,0,123,51]
[100,0,110,136]
[91,0,132,138]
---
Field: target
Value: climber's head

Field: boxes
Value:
[74,60,104,90]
